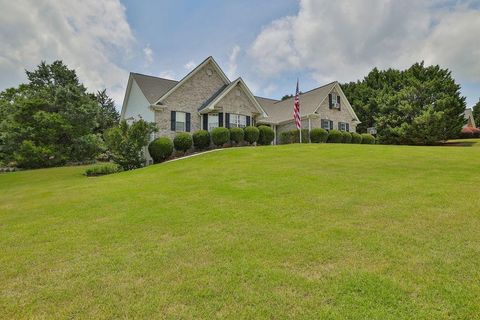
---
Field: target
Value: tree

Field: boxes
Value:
[94,89,120,134]
[473,99,480,128]
[342,62,466,145]
[104,119,156,170]
[0,60,116,168]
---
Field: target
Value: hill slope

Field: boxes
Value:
[1,143,479,318]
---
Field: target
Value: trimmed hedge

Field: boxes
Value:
[280,129,309,144]
[361,133,376,144]
[230,127,244,144]
[192,130,210,150]
[148,137,174,163]
[342,131,352,143]
[310,128,328,143]
[173,133,193,152]
[327,130,343,143]
[244,126,259,144]
[211,127,230,146]
[84,163,122,176]
[258,125,275,145]
[351,132,362,144]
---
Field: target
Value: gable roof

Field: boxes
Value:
[154,56,230,105]
[256,82,360,124]
[198,77,267,117]
[131,73,178,104]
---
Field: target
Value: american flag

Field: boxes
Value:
[293,79,301,130]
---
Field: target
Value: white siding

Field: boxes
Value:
[122,79,154,123]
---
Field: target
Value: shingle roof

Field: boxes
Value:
[131,73,178,104]
[256,81,337,124]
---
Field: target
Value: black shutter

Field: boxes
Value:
[337,95,341,110]
[328,93,333,109]
[330,120,333,130]
[186,112,191,132]
[346,123,350,132]
[170,111,176,131]
[203,114,208,130]
[218,112,224,127]
[246,116,251,126]
[225,113,230,128]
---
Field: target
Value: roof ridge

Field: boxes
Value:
[255,95,279,101]
[274,81,337,104]
[131,72,178,82]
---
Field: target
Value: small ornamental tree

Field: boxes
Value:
[229,127,244,144]
[148,137,173,163]
[192,130,211,150]
[244,126,259,145]
[173,133,193,153]
[257,125,275,145]
[310,128,328,143]
[327,130,343,143]
[211,127,230,146]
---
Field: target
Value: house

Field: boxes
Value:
[463,108,476,128]
[121,56,360,148]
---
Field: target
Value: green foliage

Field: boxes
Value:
[351,132,363,144]
[104,119,156,170]
[192,130,211,150]
[361,134,376,144]
[229,127,244,144]
[473,99,480,129]
[244,126,259,144]
[280,129,309,144]
[310,128,328,143]
[148,137,173,163]
[257,125,274,145]
[173,133,193,152]
[342,62,466,144]
[84,163,122,176]
[0,60,118,168]
[94,89,120,134]
[211,127,230,146]
[342,131,352,143]
[327,130,343,143]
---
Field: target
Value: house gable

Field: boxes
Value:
[120,75,153,122]
[313,82,359,124]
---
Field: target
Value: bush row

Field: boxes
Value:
[147,126,275,163]
[460,127,480,139]
[84,163,122,176]
[281,128,375,145]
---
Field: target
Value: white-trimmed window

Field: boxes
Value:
[175,111,186,132]
[321,119,332,130]
[331,92,340,109]
[208,113,219,131]
[229,114,247,128]
[338,122,350,132]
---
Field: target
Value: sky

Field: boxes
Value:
[0,0,479,109]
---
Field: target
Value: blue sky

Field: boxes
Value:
[0,0,479,108]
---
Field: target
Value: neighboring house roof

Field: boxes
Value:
[464,108,476,128]
[131,73,178,104]
[154,56,230,105]
[198,77,268,117]
[256,81,359,125]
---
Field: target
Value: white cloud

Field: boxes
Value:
[0,0,134,105]
[226,45,241,79]
[143,44,154,66]
[249,0,480,86]
[157,70,176,80]
[184,60,196,71]
[262,83,278,97]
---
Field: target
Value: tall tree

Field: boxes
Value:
[473,99,480,127]
[94,89,120,134]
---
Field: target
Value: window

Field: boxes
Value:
[331,92,340,109]
[338,122,349,132]
[208,113,219,131]
[229,114,247,128]
[175,111,186,131]
[321,119,331,130]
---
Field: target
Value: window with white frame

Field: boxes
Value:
[175,111,186,132]
[208,113,219,131]
[331,92,340,109]
[321,119,331,130]
[229,114,247,128]
[338,122,349,132]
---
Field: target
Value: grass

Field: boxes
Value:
[1,140,480,319]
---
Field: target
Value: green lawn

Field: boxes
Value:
[1,141,480,319]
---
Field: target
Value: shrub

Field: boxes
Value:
[351,132,362,144]
[460,127,480,139]
[192,130,210,150]
[71,133,105,161]
[104,119,156,171]
[148,137,173,163]
[211,127,230,146]
[280,131,293,144]
[310,128,328,143]
[173,133,193,152]
[342,131,352,143]
[229,127,244,144]
[258,125,275,145]
[84,163,122,176]
[327,130,343,143]
[361,133,376,144]
[244,126,259,145]
[280,129,309,144]
[14,140,66,169]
